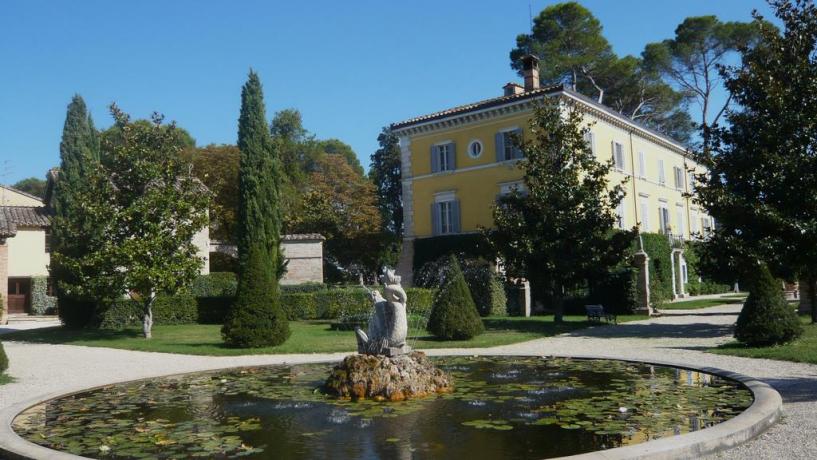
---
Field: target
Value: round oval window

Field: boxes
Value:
[468,140,483,158]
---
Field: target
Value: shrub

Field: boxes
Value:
[191,272,238,298]
[428,256,484,340]
[96,293,197,329]
[412,234,493,272]
[209,252,238,273]
[196,297,233,324]
[416,256,506,316]
[282,293,319,320]
[314,288,370,319]
[58,297,97,329]
[639,233,673,306]
[0,341,7,373]
[30,277,57,315]
[735,264,803,347]
[588,268,638,314]
[280,283,328,294]
[406,287,435,317]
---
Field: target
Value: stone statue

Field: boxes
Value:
[355,268,410,356]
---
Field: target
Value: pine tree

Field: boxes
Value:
[50,95,104,328]
[735,264,802,346]
[428,256,484,340]
[222,71,290,347]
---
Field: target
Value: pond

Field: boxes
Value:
[13,357,752,460]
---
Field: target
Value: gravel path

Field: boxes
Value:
[1,303,815,459]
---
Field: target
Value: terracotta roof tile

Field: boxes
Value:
[0,206,51,238]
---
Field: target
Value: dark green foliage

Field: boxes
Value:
[683,242,734,295]
[735,265,803,346]
[416,255,507,317]
[694,1,817,323]
[639,233,674,305]
[0,341,7,373]
[223,71,290,348]
[428,257,484,340]
[282,293,319,320]
[209,253,239,273]
[412,234,493,272]
[12,177,47,198]
[588,268,638,315]
[96,293,198,329]
[58,298,96,329]
[369,127,403,238]
[191,273,238,298]
[30,277,57,315]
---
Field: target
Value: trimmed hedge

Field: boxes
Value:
[588,267,639,315]
[428,256,484,340]
[96,293,198,329]
[640,233,674,306]
[735,264,802,346]
[30,277,57,315]
[413,234,493,272]
[194,287,436,324]
[57,297,97,329]
[191,272,237,298]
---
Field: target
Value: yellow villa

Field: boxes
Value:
[392,56,714,293]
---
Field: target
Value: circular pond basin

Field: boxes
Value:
[12,357,753,460]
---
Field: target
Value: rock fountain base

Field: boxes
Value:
[324,351,452,401]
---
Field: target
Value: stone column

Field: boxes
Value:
[677,250,687,298]
[522,280,531,317]
[0,239,8,325]
[633,250,652,315]
[396,238,415,287]
[670,251,678,299]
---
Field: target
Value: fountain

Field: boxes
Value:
[324,268,452,401]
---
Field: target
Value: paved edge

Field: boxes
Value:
[0,354,783,460]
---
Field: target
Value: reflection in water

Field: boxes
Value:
[13,357,752,460]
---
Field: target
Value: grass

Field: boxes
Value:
[661,296,746,310]
[3,314,648,356]
[711,316,817,365]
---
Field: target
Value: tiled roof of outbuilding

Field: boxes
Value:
[282,233,326,241]
[0,206,52,238]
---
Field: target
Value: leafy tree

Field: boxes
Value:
[100,119,196,155]
[694,0,817,322]
[511,2,694,142]
[315,139,364,175]
[49,95,105,328]
[60,106,209,338]
[369,127,403,238]
[427,256,484,340]
[735,263,802,346]
[185,144,240,241]
[488,98,634,322]
[11,177,47,198]
[222,71,290,347]
[643,15,765,130]
[288,154,385,281]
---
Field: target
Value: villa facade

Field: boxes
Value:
[392,56,713,291]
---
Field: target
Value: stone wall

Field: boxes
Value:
[280,239,323,285]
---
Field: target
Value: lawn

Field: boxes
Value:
[660,296,746,310]
[710,316,817,365]
[3,314,648,356]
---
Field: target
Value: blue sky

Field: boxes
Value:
[0,0,776,184]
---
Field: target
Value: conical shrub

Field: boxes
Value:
[735,264,802,346]
[0,341,8,373]
[428,256,484,340]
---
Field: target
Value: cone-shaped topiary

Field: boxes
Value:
[0,340,8,373]
[222,71,290,348]
[428,256,484,340]
[735,264,803,347]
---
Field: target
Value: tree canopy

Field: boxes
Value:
[11,177,46,198]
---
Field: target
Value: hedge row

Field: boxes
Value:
[96,286,436,329]
[30,276,57,316]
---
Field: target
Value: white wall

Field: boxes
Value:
[7,229,49,276]
[0,186,43,206]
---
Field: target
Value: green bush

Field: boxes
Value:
[191,272,238,298]
[58,297,97,329]
[416,256,507,316]
[735,265,803,347]
[196,297,232,324]
[96,293,198,329]
[413,234,493,272]
[406,287,435,316]
[640,233,673,306]
[589,268,638,314]
[314,288,370,319]
[209,252,238,273]
[428,256,484,340]
[0,340,7,373]
[280,283,328,293]
[30,277,57,315]
[282,293,319,320]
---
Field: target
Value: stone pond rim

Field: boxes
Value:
[0,354,783,460]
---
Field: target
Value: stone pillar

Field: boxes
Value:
[0,239,8,325]
[522,280,531,317]
[633,250,652,315]
[799,278,813,315]
[677,251,687,298]
[396,238,415,287]
[670,251,678,299]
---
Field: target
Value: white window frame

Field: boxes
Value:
[434,191,457,236]
[437,143,452,171]
[499,181,526,196]
[673,166,684,191]
[639,195,650,232]
[467,139,483,159]
[675,203,685,236]
[613,141,625,171]
[500,126,521,162]
[615,201,626,229]
[658,159,666,186]
[584,131,596,156]
[638,151,646,179]
[658,200,670,234]
[690,208,699,235]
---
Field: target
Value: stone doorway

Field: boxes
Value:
[7,277,30,314]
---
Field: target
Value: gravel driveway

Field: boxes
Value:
[1,303,815,459]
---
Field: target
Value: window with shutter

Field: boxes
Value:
[688,172,696,193]
[675,205,685,236]
[495,132,505,162]
[638,152,646,179]
[658,160,666,186]
[673,167,683,190]
[612,142,625,171]
[615,201,625,229]
[500,130,522,161]
[584,131,595,155]
[430,145,439,173]
[639,197,650,231]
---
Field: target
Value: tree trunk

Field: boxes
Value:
[143,291,156,339]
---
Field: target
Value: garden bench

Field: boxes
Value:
[585,304,617,324]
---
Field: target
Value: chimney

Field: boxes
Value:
[503,82,524,96]
[521,54,540,91]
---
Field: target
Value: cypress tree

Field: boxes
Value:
[222,71,290,347]
[735,264,803,347]
[50,95,102,328]
[428,256,484,340]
